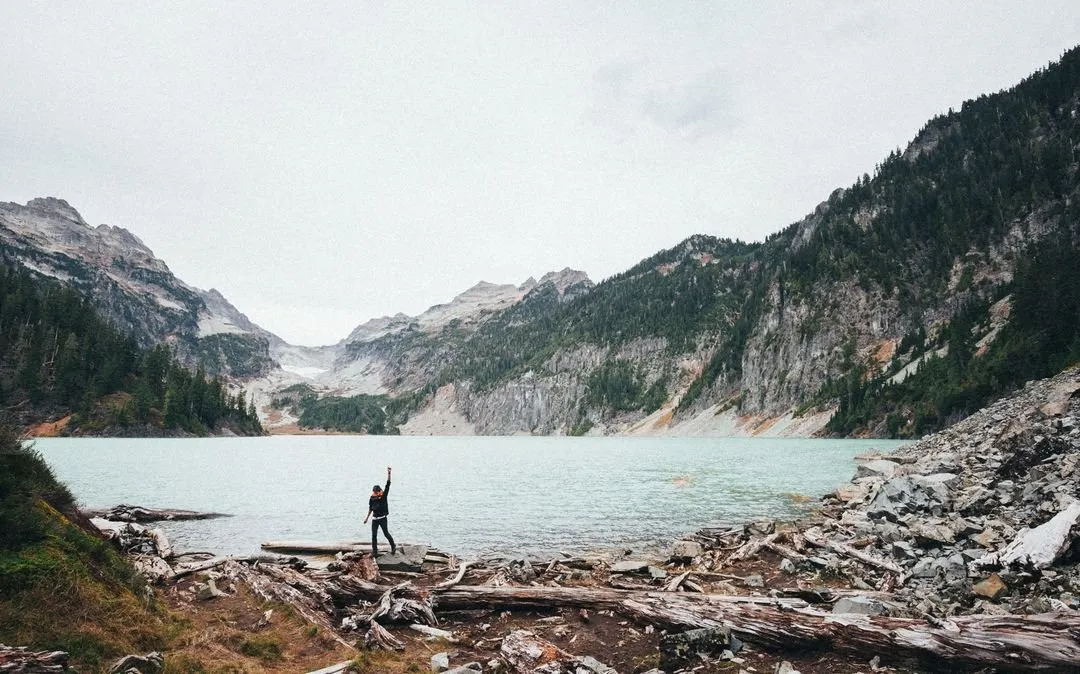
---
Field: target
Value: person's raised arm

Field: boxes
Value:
[384,466,392,496]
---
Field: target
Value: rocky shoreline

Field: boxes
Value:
[7,367,1080,673]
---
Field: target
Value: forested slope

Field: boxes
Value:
[0,261,263,436]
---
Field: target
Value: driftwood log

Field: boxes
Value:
[324,577,1080,670]
[226,562,353,651]
[0,645,69,672]
[500,630,617,674]
[364,621,404,651]
[84,504,229,522]
[803,529,905,578]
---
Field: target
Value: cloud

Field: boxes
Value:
[594,61,738,139]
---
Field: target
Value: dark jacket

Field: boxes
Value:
[369,479,391,518]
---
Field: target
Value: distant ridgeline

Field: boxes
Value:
[0,261,263,436]
[312,46,1080,438]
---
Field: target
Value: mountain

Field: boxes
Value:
[0,198,279,378]
[267,46,1080,437]
[9,47,1080,438]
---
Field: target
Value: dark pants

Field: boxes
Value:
[371,517,395,555]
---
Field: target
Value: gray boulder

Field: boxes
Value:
[867,474,954,520]
[670,540,703,561]
[854,459,904,480]
[832,595,887,616]
[431,652,450,673]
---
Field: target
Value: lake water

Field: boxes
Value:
[33,436,905,559]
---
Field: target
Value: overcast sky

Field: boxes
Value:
[3,2,1079,345]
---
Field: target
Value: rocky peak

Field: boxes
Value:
[530,268,593,301]
[345,313,414,344]
[25,197,88,226]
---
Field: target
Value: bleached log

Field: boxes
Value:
[364,621,404,651]
[432,585,807,613]
[725,532,779,563]
[131,554,174,583]
[683,579,705,593]
[304,661,353,674]
[368,582,437,626]
[431,585,1080,670]
[974,501,1080,571]
[802,530,904,577]
[622,595,1080,671]
[0,645,69,672]
[149,528,173,560]
[500,630,617,674]
[434,562,470,590]
[262,540,368,554]
[83,504,229,522]
[765,541,810,564]
[172,554,303,580]
[410,623,458,642]
[663,571,690,592]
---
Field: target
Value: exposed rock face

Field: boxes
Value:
[0,198,279,377]
[812,367,1080,614]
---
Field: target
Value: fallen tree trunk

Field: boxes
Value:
[803,530,904,578]
[431,586,1080,670]
[172,554,303,580]
[432,585,808,612]
[226,562,353,651]
[230,567,1080,670]
[623,596,1080,671]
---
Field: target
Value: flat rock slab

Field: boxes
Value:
[376,544,428,572]
[610,560,651,574]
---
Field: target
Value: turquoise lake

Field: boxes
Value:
[34,436,906,558]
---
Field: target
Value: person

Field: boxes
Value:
[363,466,396,557]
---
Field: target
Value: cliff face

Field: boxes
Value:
[0,198,278,377]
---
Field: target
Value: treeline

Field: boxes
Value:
[298,394,394,434]
[0,262,262,435]
[826,234,1080,437]
[440,237,760,393]
[584,360,667,414]
[273,386,427,434]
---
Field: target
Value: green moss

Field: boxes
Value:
[0,428,166,667]
[237,635,283,660]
